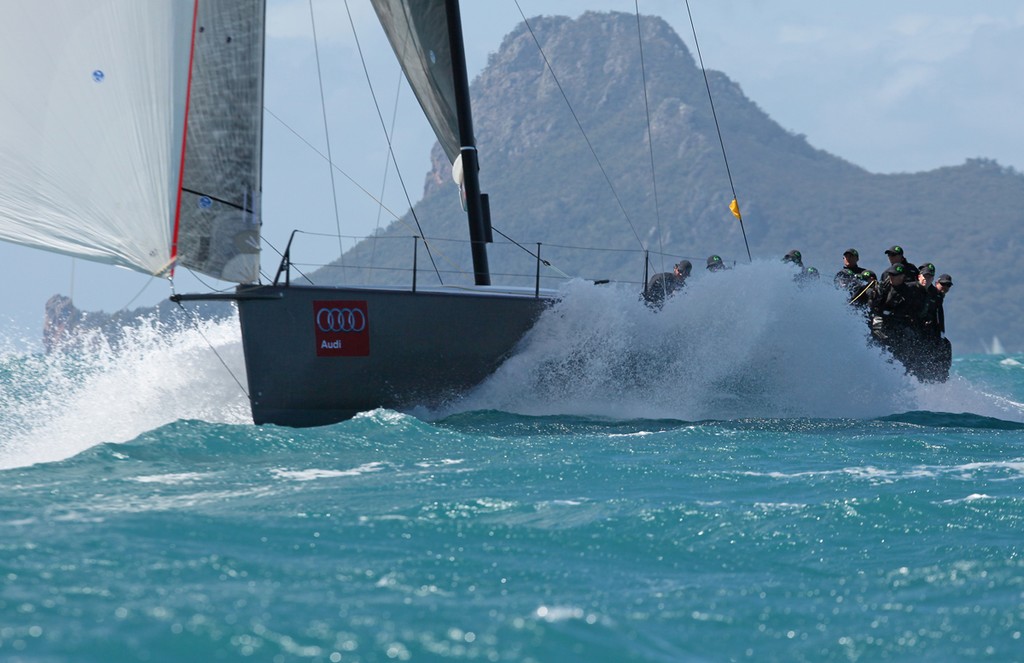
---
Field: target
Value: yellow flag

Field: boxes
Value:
[729,198,741,219]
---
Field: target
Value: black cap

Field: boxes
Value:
[806,266,820,277]
[783,249,803,264]
[843,248,859,258]
[883,264,906,278]
[675,260,692,276]
[884,245,904,256]
[860,269,876,281]
[918,262,936,276]
[707,255,723,267]
[936,273,953,286]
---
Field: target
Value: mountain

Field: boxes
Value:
[47,12,1021,354]
[316,11,1022,354]
[42,295,232,353]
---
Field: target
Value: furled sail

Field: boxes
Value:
[370,0,461,164]
[0,0,264,283]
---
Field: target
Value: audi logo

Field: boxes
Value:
[316,307,367,333]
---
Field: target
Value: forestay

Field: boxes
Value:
[0,0,264,283]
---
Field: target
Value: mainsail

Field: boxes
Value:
[0,0,264,283]
[370,0,461,164]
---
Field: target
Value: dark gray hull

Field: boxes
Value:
[234,284,552,426]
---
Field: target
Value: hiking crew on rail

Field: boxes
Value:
[643,244,954,382]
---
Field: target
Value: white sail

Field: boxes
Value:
[0,0,264,283]
[175,0,264,283]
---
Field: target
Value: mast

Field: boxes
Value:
[444,0,490,286]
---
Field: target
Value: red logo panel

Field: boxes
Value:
[313,300,369,357]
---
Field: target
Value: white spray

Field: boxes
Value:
[0,314,249,469]
[458,261,1022,422]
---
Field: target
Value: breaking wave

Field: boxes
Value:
[455,260,1024,423]
[0,313,249,469]
[3,262,1022,471]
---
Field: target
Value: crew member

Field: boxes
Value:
[782,249,803,268]
[797,266,821,285]
[848,269,877,321]
[841,248,862,273]
[870,263,926,371]
[834,248,861,292]
[920,272,954,382]
[706,255,727,272]
[644,260,691,306]
[918,263,940,337]
[933,273,953,337]
[883,245,920,282]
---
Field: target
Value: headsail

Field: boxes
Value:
[370,0,461,164]
[0,0,264,283]
[175,0,265,283]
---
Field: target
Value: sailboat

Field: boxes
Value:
[985,336,1006,356]
[0,0,554,426]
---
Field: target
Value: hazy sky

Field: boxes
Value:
[2,0,1022,343]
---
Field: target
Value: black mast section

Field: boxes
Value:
[445,0,490,286]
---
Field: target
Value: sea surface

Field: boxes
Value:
[1,271,1023,662]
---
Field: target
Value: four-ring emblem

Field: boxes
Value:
[316,307,366,333]
[314,300,370,357]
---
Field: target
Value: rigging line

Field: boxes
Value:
[684,0,752,262]
[264,108,405,223]
[343,0,443,285]
[260,236,314,285]
[849,280,876,306]
[118,274,158,312]
[283,224,476,286]
[183,268,248,294]
[308,0,346,266]
[265,107,492,284]
[169,280,250,400]
[371,69,404,271]
[266,104,456,276]
[513,0,646,251]
[490,226,573,280]
[634,2,666,276]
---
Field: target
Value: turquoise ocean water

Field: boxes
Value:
[2,266,1023,662]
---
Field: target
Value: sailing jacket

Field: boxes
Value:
[870,280,926,325]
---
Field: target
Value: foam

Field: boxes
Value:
[0,314,250,470]
[270,462,385,481]
[2,262,1020,470]
[451,261,1024,423]
[457,261,918,419]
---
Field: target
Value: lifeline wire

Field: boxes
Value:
[267,104,481,284]
[265,108,474,277]
[490,226,574,281]
[684,0,752,262]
